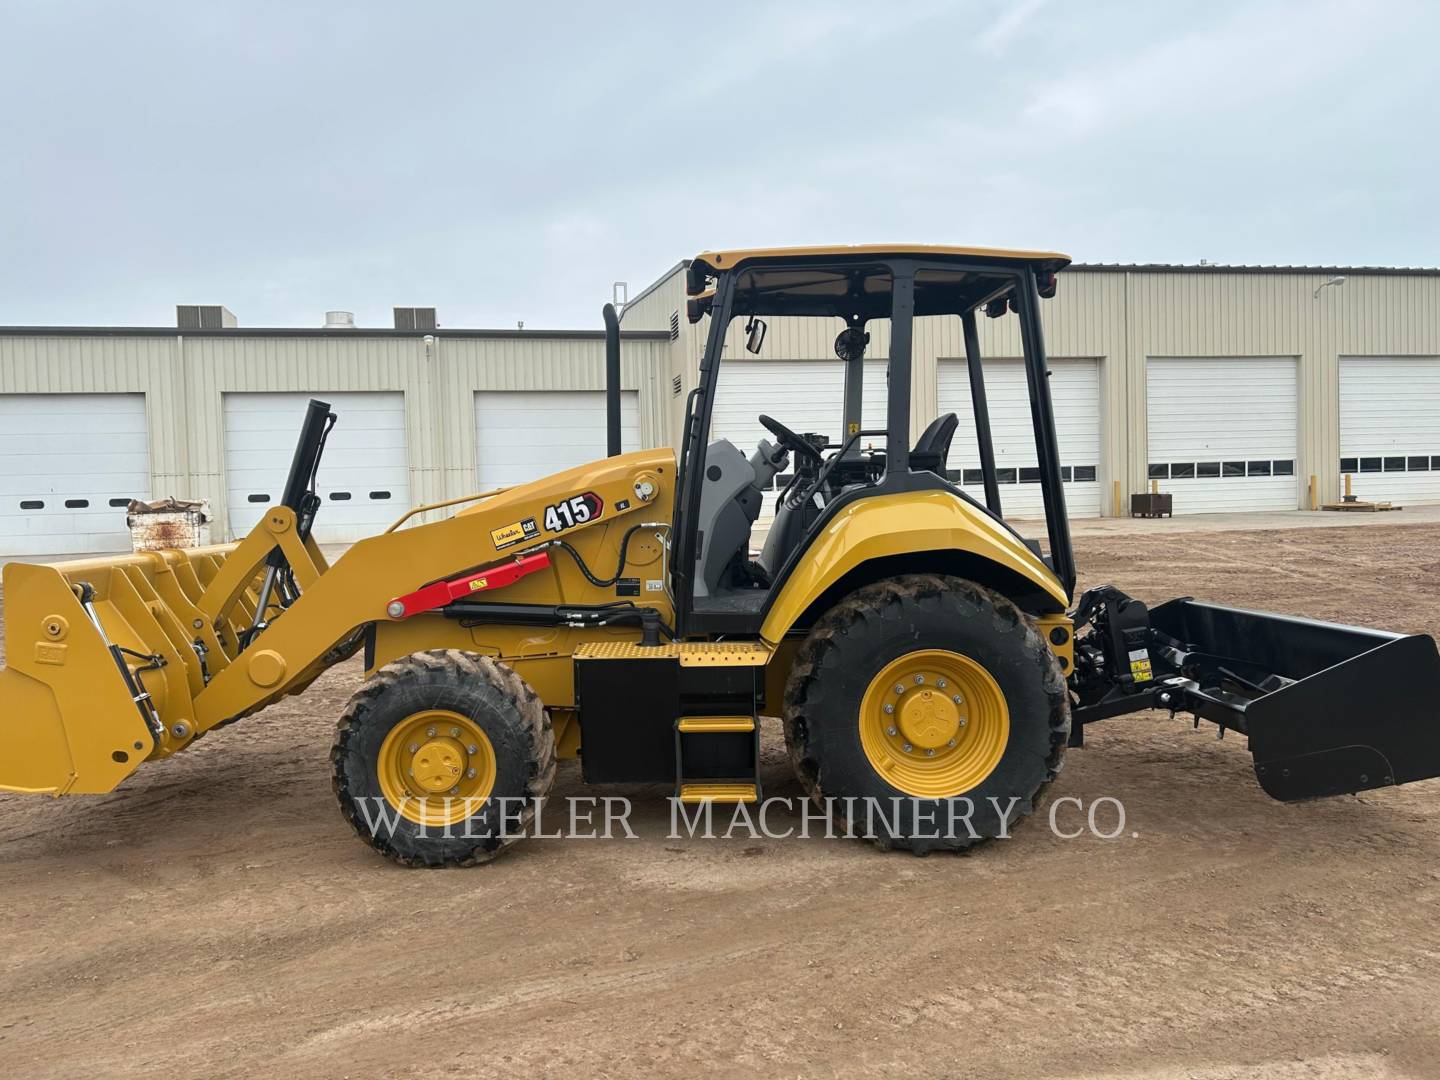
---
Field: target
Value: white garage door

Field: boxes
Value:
[938,358,1101,518]
[224,391,410,543]
[1340,357,1440,505]
[475,390,640,489]
[1147,357,1298,513]
[0,393,150,556]
[710,359,888,519]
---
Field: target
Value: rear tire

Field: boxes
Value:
[332,649,556,867]
[783,574,1069,853]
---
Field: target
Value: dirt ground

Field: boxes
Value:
[2,521,1439,1079]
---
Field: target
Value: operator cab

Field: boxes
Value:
[673,246,1074,635]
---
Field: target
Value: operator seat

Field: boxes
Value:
[760,412,962,576]
[910,412,958,476]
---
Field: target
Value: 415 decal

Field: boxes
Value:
[543,491,603,533]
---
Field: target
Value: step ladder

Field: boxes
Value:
[674,714,760,804]
[571,640,768,795]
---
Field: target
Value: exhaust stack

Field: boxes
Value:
[602,302,621,457]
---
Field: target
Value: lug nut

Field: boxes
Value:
[947,738,956,747]
[902,743,913,753]
[887,726,898,736]
[450,727,460,738]
[952,695,962,705]
[467,744,478,754]
[883,704,894,715]
[925,748,935,757]
[426,727,436,737]
[466,768,477,778]
[914,674,925,684]
[958,718,968,728]
[894,684,905,694]
[449,786,459,795]
[937,679,947,689]
[409,743,419,753]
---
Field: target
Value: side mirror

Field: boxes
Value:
[744,316,768,355]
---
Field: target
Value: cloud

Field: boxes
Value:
[976,0,1047,56]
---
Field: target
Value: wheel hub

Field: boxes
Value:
[897,688,961,749]
[858,649,1010,799]
[377,709,497,825]
[411,738,465,792]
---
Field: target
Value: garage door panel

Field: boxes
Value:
[1147,357,1298,513]
[939,358,1101,518]
[1340,357,1440,504]
[224,391,411,543]
[476,391,640,490]
[0,393,151,556]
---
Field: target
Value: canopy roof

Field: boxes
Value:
[687,245,1069,321]
[691,243,1071,276]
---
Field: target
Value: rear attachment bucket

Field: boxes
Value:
[1148,599,1440,800]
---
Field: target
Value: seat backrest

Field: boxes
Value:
[910,412,958,474]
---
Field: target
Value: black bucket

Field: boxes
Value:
[1149,599,1440,801]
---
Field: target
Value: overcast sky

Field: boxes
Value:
[2,0,1436,329]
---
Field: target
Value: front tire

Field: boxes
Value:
[783,575,1069,853]
[331,649,556,867]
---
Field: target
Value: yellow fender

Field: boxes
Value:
[759,490,1069,647]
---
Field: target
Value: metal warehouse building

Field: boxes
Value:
[2,260,1439,556]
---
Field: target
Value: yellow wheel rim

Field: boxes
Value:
[858,649,1009,799]
[377,709,497,826]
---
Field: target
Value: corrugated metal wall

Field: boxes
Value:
[4,264,1438,541]
[0,331,670,537]
[624,265,1440,513]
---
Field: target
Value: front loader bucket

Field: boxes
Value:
[1149,599,1440,801]
[0,560,165,794]
[0,538,295,796]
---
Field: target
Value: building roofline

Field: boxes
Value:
[0,326,671,340]
[620,260,689,318]
[1069,262,1440,277]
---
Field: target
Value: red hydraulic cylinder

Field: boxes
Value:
[386,551,551,619]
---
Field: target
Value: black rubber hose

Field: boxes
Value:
[548,524,649,589]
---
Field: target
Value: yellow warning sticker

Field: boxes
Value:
[468,577,489,592]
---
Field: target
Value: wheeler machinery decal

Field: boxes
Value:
[490,516,539,550]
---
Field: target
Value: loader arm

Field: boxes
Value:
[0,447,676,796]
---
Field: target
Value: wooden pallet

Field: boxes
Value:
[1321,500,1401,512]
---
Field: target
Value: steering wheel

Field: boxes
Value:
[758,414,825,465]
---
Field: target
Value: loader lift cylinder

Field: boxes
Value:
[603,303,622,457]
[251,398,334,636]
[278,398,336,540]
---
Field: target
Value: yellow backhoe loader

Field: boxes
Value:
[3,245,1438,865]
